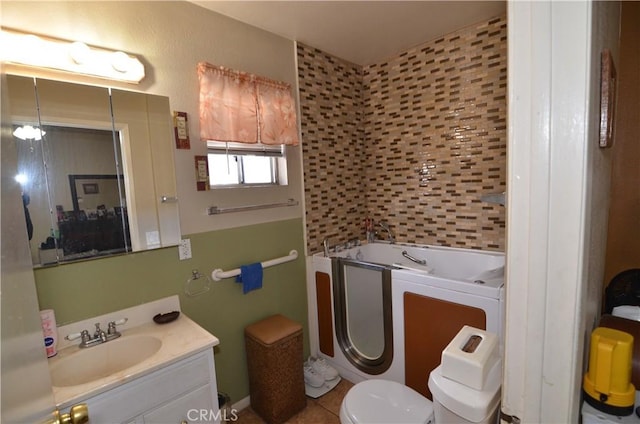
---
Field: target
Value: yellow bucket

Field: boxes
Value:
[583,326,635,416]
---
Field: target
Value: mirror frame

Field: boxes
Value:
[6,75,181,267]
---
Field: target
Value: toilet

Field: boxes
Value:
[428,360,502,424]
[339,379,434,424]
[340,326,501,424]
[339,372,501,424]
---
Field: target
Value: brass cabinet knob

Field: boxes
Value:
[60,404,89,424]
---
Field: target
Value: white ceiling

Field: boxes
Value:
[191,1,506,66]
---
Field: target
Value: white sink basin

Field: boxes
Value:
[50,335,162,387]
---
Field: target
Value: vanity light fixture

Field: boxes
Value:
[0,28,145,83]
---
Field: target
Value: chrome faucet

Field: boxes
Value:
[346,238,361,249]
[65,318,128,348]
[378,221,395,244]
[94,323,108,343]
[322,237,330,257]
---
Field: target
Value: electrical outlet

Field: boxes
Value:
[179,238,192,260]
[146,231,160,248]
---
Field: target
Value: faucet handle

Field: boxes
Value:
[113,317,128,326]
[65,332,81,341]
[65,330,88,341]
[107,317,128,335]
[65,330,92,347]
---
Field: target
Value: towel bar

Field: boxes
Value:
[207,199,298,215]
[211,250,298,281]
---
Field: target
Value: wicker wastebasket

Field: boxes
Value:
[245,314,306,424]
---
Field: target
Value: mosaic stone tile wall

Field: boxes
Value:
[298,15,507,254]
[297,45,366,254]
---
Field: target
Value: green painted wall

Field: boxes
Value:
[35,218,309,404]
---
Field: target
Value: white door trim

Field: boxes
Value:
[504,1,592,422]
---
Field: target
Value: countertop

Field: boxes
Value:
[50,312,219,408]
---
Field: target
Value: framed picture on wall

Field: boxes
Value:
[83,183,99,194]
[599,49,617,148]
[174,111,190,149]
[194,155,210,191]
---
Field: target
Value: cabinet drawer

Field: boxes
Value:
[143,384,217,424]
[85,350,215,423]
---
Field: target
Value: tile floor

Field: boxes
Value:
[235,379,354,423]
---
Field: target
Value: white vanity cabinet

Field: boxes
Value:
[67,349,219,424]
[53,297,221,424]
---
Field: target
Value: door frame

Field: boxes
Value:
[504,1,592,422]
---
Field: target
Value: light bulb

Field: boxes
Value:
[13,125,45,141]
[15,173,28,185]
[69,41,91,64]
[111,51,131,73]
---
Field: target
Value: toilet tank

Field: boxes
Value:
[428,363,501,424]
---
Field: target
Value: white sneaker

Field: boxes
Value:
[309,357,339,381]
[304,364,324,388]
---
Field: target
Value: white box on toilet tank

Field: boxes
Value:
[441,325,499,391]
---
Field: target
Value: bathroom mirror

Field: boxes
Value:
[6,75,181,266]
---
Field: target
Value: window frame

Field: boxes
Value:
[206,141,287,189]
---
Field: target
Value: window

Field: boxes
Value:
[207,141,287,187]
[198,63,298,189]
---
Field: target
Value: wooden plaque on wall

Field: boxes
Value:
[599,49,617,148]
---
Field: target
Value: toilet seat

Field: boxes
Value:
[340,379,434,424]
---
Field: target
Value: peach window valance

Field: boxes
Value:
[198,62,299,146]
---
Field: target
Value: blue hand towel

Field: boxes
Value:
[236,263,263,294]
